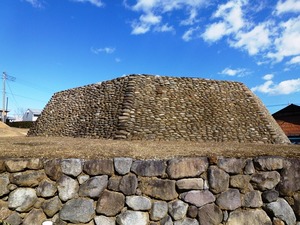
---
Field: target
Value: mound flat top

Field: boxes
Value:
[0,136,299,159]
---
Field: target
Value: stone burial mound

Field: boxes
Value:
[28,74,289,144]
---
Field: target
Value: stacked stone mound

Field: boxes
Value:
[28,74,289,144]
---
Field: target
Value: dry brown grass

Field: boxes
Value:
[0,135,299,159]
[0,124,299,159]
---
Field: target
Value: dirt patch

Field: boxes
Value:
[0,136,299,159]
[0,122,29,137]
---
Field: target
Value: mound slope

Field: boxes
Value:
[28,74,289,144]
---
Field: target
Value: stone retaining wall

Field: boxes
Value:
[1,156,300,225]
[28,75,290,144]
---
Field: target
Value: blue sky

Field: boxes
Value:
[0,0,300,118]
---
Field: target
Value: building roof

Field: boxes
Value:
[272,104,300,137]
[26,109,42,115]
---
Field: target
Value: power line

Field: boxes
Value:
[2,72,16,122]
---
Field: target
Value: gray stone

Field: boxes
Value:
[139,177,177,201]
[42,196,62,217]
[265,198,296,225]
[10,170,46,187]
[180,190,215,207]
[131,159,166,177]
[176,178,203,190]
[119,173,138,195]
[114,157,132,175]
[36,179,57,197]
[168,200,188,221]
[60,198,95,223]
[79,175,108,198]
[167,157,208,179]
[5,159,28,172]
[254,156,284,171]
[108,176,121,191]
[126,195,151,210]
[217,158,246,174]
[0,160,6,173]
[293,192,300,220]
[5,211,22,225]
[78,174,90,184]
[116,210,149,225]
[23,208,47,225]
[161,215,173,225]
[96,189,125,216]
[27,158,43,170]
[251,171,280,191]
[8,188,37,212]
[174,218,199,225]
[0,201,11,220]
[187,205,198,218]
[230,175,253,193]
[226,209,272,225]
[150,201,168,221]
[278,159,300,196]
[242,190,263,208]
[95,215,116,225]
[216,189,241,210]
[208,166,229,194]
[198,203,223,225]
[262,190,279,203]
[83,159,114,176]
[0,173,10,197]
[244,159,255,175]
[61,158,82,177]
[44,159,62,181]
[57,175,79,201]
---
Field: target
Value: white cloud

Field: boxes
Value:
[219,67,249,77]
[252,75,300,95]
[180,8,198,26]
[231,22,272,55]
[126,0,206,34]
[182,27,199,41]
[24,0,44,8]
[275,0,300,15]
[202,22,228,42]
[213,0,245,32]
[287,55,300,65]
[91,47,115,54]
[71,0,104,7]
[140,13,161,24]
[131,22,151,35]
[263,74,274,80]
[202,0,247,42]
[154,24,174,33]
[267,16,300,62]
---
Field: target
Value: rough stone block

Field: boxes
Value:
[167,157,208,179]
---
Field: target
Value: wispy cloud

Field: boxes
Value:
[275,0,300,15]
[126,0,207,35]
[71,0,104,7]
[24,0,44,8]
[219,67,250,77]
[267,16,300,62]
[230,22,273,55]
[251,74,300,95]
[200,0,300,65]
[91,47,116,54]
[287,56,300,65]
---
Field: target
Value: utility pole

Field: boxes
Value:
[2,72,16,122]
